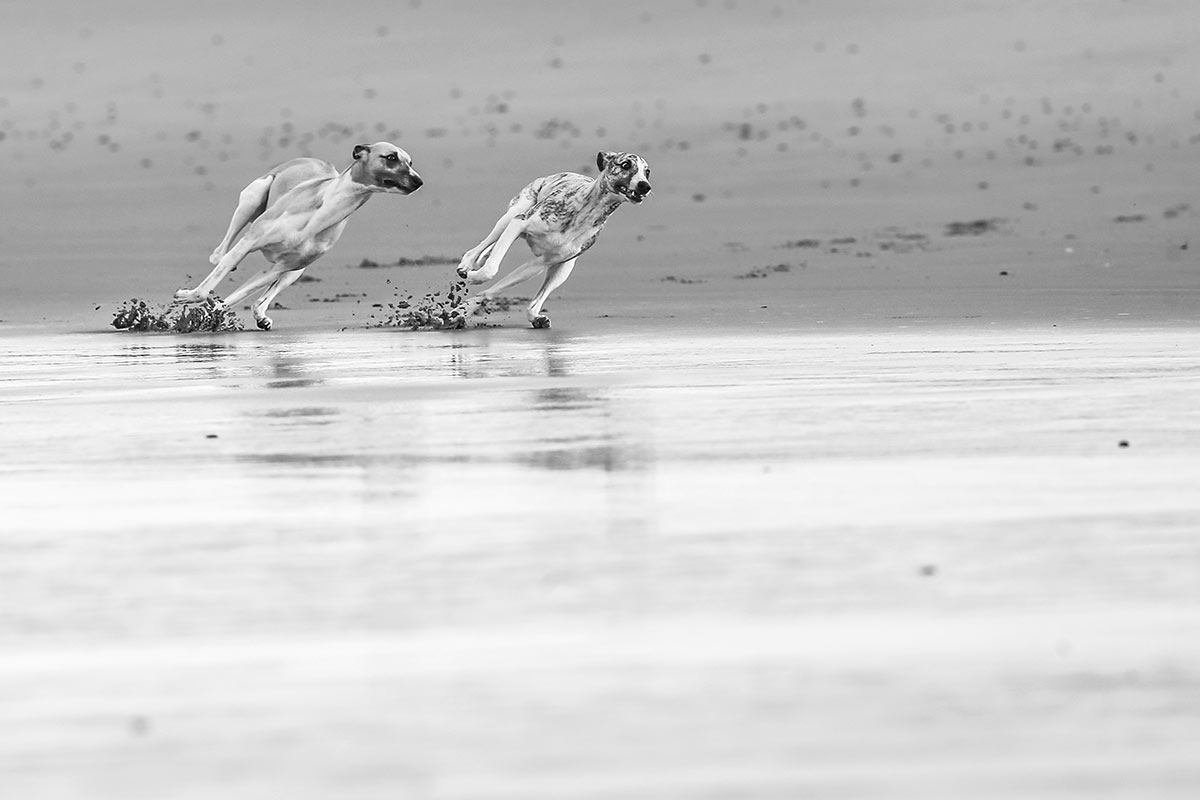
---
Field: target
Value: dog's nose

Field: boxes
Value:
[636,180,651,195]
[406,173,424,191]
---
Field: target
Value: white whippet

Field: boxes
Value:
[174,142,422,330]
[457,151,651,328]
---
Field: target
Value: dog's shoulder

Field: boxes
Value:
[260,174,336,222]
[265,158,339,205]
[266,157,337,180]
[509,172,585,209]
[532,172,591,198]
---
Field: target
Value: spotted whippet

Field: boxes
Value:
[173,142,422,330]
[457,151,651,328]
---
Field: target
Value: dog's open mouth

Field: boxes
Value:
[620,186,648,203]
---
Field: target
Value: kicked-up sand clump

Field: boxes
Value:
[372,278,470,330]
[370,279,530,330]
[111,297,244,333]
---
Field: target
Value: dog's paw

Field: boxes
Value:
[531,314,552,329]
[455,265,470,280]
[173,288,208,305]
[256,316,273,331]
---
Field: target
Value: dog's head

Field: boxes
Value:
[597,151,652,204]
[352,142,423,194]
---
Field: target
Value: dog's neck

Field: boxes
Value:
[304,165,376,230]
[346,159,380,189]
[582,175,625,226]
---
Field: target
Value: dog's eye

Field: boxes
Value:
[385,153,398,162]
[620,160,632,170]
[644,168,651,178]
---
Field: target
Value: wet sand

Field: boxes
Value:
[3,322,1200,798]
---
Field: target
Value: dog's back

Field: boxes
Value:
[264,158,339,205]
[518,172,592,208]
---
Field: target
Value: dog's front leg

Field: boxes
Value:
[525,257,577,329]
[250,269,305,330]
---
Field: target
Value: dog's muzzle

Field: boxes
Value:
[383,174,423,194]
[624,182,652,205]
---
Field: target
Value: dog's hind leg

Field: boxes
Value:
[475,243,496,268]
[457,189,536,278]
[209,174,274,265]
[175,235,257,303]
[525,257,577,329]
[456,217,507,277]
[465,217,528,285]
[461,256,549,319]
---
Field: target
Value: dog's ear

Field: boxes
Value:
[597,151,617,172]
[353,144,371,161]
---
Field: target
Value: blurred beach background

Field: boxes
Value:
[2,0,1199,326]
[3,2,1200,798]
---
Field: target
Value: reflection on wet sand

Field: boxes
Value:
[264,349,323,389]
[533,386,593,410]
[3,326,1200,799]
[520,441,643,472]
[219,332,650,477]
[172,340,241,363]
[445,333,574,381]
[519,385,649,472]
[259,407,338,421]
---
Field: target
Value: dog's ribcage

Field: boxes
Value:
[513,173,622,261]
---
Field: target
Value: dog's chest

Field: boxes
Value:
[524,217,604,258]
[266,219,348,262]
[523,193,617,258]
[306,220,348,251]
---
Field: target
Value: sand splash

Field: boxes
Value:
[370,279,529,331]
[111,298,244,333]
[371,278,469,330]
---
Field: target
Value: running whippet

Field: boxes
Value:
[174,142,422,330]
[456,151,651,328]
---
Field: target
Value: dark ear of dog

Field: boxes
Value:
[353,144,371,160]
[597,151,617,172]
